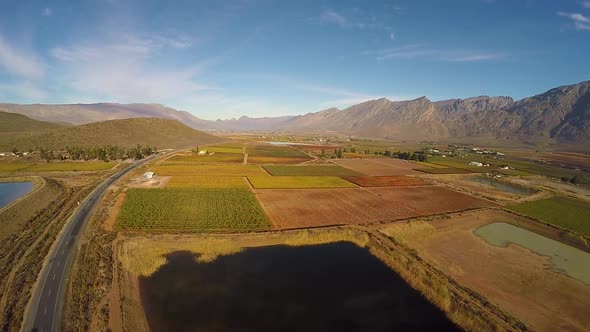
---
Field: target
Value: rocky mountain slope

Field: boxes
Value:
[2,80,589,146]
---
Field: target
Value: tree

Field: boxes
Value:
[350,147,356,153]
[11,147,18,154]
[320,148,326,158]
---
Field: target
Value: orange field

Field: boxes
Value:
[334,159,422,176]
[343,176,432,187]
[255,186,495,229]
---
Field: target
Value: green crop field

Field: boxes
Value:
[206,144,244,154]
[116,188,270,231]
[409,161,448,169]
[25,162,118,172]
[248,176,356,189]
[507,197,590,237]
[0,163,32,172]
[427,156,489,172]
[263,165,360,176]
[167,176,248,188]
[414,168,470,174]
[153,164,267,176]
[247,145,308,158]
[166,152,244,163]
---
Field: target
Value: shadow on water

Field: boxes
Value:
[139,241,459,332]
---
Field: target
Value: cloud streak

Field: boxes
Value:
[0,35,44,80]
[558,12,590,30]
[373,44,506,62]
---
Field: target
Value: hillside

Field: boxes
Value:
[0,118,222,151]
[0,103,212,129]
[1,80,589,146]
[0,111,66,133]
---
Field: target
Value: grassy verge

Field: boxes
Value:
[25,162,118,172]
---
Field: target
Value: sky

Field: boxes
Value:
[0,0,589,120]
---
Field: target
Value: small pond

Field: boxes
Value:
[475,222,590,285]
[0,182,34,209]
[139,241,459,332]
[470,176,536,195]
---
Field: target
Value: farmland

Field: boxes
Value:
[152,164,267,176]
[166,176,248,188]
[206,144,244,154]
[255,186,494,229]
[380,210,590,331]
[414,167,471,174]
[263,165,360,176]
[247,145,309,158]
[343,176,432,187]
[0,161,118,172]
[506,196,590,237]
[0,163,31,172]
[166,152,244,163]
[248,176,356,189]
[116,188,270,231]
[334,159,422,176]
[25,162,118,172]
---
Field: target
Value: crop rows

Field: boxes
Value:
[507,197,590,237]
[248,176,356,189]
[116,188,270,231]
[263,165,360,176]
[152,164,267,176]
[166,153,244,163]
[167,176,248,188]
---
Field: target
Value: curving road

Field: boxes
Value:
[25,155,158,332]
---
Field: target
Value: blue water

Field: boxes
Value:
[0,182,34,209]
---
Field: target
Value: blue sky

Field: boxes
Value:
[0,0,589,120]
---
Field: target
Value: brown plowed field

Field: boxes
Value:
[334,159,422,175]
[367,187,495,213]
[255,186,495,229]
[343,176,432,187]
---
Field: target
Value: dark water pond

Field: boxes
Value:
[0,182,33,209]
[470,176,535,195]
[139,241,458,332]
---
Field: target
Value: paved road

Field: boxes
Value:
[26,155,158,332]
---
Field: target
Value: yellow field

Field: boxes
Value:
[206,144,244,154]
[167,176,248,188]
[247,176,357,189]
[166,153,244,163]
[0,163,32,172]
[20,162,117,172]
[153,163,268,176]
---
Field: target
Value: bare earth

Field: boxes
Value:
[334,158,422,175]
[255,186,495,229]
[383,210,590,332]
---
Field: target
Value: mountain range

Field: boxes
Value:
[2,80,589,147]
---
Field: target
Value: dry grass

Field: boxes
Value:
[118,228,370,277]
[380,221,436,245]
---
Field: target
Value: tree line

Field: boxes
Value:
[38,145,157,162]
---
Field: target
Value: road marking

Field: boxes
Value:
[62,249,65,255]
[48,288,52,296]
[52,273,56,280]
[43,306,47,316]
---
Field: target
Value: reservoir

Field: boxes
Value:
[139,241,459,332]
[475,222,590,285]
[0,182,34,209]
[469,176,536,195]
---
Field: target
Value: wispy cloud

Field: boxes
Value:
[320,10,349,28]
[372,44,506,62]
[50,32,210,103]
[0,34,44,80]
[583,1,590,9]
[558,12,590,30]
[42,8,52,16]
[389,32,396,41]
